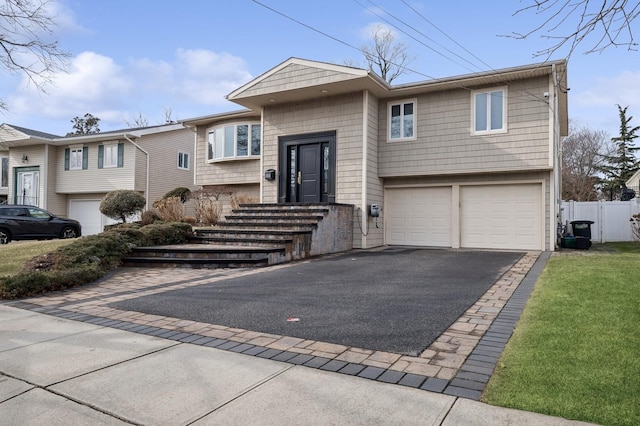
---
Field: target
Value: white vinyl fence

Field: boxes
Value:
[560,199,640,242]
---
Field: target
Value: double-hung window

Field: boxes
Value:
[98,143,124,168]
[102,144,118,168]
[177,151,190,170]
[388,99,416,141]
[70,147,83,170]
[472,87,507,134]
[207,123,261,160]
[64,146,88,170]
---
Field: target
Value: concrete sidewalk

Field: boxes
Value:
[0,305,593,425]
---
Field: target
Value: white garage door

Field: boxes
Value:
[68,200,104,236]
[460,184,542,250]
[385,187,452,247]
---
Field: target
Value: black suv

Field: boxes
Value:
[0,205,82,244]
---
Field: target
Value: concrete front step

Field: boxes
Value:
[122,244,286,269]
[222,215,323,226]
[194,228,312,239]
[121,203,353,269]
[128,244,285,259]
[216,221,318,230]
[237,203,330,211]
[122,257,270,269]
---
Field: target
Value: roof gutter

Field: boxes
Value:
[123,134,150,209]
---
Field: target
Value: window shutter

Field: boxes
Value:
[98,145,104,169]
[117,143,124,167]
[64,148,70,171]
[82,147,88,170]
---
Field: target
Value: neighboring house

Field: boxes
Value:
[626,169,640,194]
[184,57,568,251]
[0,123,196,235]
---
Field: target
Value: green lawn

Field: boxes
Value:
[483,245,640,426]
[0,240,75,277]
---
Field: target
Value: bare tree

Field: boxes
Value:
[162,106,175,124]
[509,0,639,58]
[361,24,412,83]
[0,0,70,110]
[124,112,149,128]
[562,122,613,201]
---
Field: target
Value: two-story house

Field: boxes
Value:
[0,123,196,235]
[184,58,568,251]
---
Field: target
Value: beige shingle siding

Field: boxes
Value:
[379,76,551,177]
[194,119,261,187]
[242,64,352,97]
[365,92,384,248]
[262,93,365,206]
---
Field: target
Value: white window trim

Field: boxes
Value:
[102,144,118,168]
[177,151,190,170]
[387,98,417,142]
[207,122,261,162]
[69,147,83,170]
[471,86,508,136]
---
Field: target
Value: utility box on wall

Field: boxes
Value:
[264,169,276,181]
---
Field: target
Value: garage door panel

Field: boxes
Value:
[386,187,452,247]
[461,184,542,250]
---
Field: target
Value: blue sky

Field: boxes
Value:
[1,0,639,137]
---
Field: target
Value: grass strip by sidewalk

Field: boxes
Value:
[482,251,640,426]
[0,240,75,277]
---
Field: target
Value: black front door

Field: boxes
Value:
[279,131,336,204]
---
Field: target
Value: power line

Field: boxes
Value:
[361,0,485,73]
[250,0,437,80]
[400,0,496,72]
[249,0,559,107]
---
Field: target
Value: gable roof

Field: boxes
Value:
[0,122,186,148]
[226,57,389,110]
[4,124,62,139]
[226,57,568,135]
[0,123,61,147]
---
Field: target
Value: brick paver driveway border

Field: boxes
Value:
[3,249,546,400]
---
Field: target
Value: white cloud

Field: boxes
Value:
[129,49,252,105]
[9,51,133,120]
[574,70,640,108]
[571,69,640,136]
[44,0,86,34]
[6,48,252,130]
[359,22,397,41]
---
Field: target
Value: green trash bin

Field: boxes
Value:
[571,220,594,240]
[561,235,576,248]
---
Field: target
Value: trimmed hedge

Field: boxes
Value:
[0,222,193,299]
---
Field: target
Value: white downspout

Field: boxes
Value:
[361,90,369,248]
[42,144,49,210]
[553,63,563,250]
[123,135,150,209]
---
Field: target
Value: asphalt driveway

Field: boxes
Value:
[111,248,524,356]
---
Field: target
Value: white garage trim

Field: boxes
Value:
[460,183,543,250]
[384,181,545,250]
